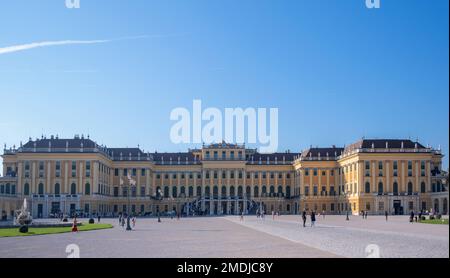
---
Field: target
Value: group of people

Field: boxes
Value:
[301,210,316,227]
[118,213,137,229]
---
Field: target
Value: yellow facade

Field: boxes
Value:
[0,136,447,220]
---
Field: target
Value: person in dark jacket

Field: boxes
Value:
[385,211,388,221]
[310,211,316,227]
[410,211,415,223]
[301,210,307,227]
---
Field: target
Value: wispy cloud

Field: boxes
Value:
[0,35,151,55]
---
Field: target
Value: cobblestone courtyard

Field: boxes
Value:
[0,215,447,258]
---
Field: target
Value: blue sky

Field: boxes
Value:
[0,0,448,171]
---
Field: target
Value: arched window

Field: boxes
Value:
[38,183,44,195]
[365,182,370,194]
[24,183,30,196]
[254,186,259,198]
[180,186,186,197]
[85,183,90,195]
[188,186,194,197]
[196,186,202,197]
[164,186,169,198]
[230,186,235,197]
[269,186,275,197]
[407,182,413,195]
[421,182,426,193]
[54,183,60,195]
[70,183,76,195]
[221,186,227,196]
[205,186,210,196]
[246,186,251,198]
[378,182,383,195]
[277,186,283,197]
[393,182,399,195]
[262,186,267,197]
[172,186,178,198]
[286,186,291,198]
[237,186,243,198]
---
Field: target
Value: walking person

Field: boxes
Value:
[322,210,326,219]
[132,216,136,228]
[302,210,307,227]
[240,209,244,222]
[410,210,415,223]
[272,210,275,220]
[97,214,101,223]
[310,210,316,227]
[385,211,388,221]
[118,213,122,225]
[71,217,78,233]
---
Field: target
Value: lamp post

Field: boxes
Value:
[121,174,135,231]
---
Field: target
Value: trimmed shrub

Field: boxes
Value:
[89,218,95,224]
[19,225,29,233]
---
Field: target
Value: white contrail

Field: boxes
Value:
[0,35,151,55]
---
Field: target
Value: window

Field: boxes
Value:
[330,170,334,176]
[408,161,413,177]
[55,161,61,177]
[132,168,137,176]
[254,186,259,197]
[313,186,318,196]
[164,187,170,198]
[72,161,77,177]
[378,182,383,195]
[393,182,399,195]
[238,172,243,179]
[393,161,398,177]
[305,169,309,176]
[189,186,194,197]
[420,161,426,177]
[70,183,76,195]
[378,202,384,211]
[304,186,309,196]
[214,171,218,179]
[39,161,45,178]
[365,161,370,176]
[407,182,413,195]
[365,182,370,194]
[24,161,30,178]
[38,183,45,195]
[115,168,119,176]
[378,161,383,176]
[86,161,91,177]
[172,186,177,198]
[230,151,235,159]
[114,187,119,197]
[141,169,146,176]
[313,169,318,176]
[85,183,90,195]
[409,201,414,210]
[124,169,128,177]
[421,182,426,193]
[230,172,235,179]
[206,172,210,179]
[54,183,60,195]
[24,183,30,196]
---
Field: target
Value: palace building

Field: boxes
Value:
[0,135,448,220]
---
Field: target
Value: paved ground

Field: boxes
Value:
[0,217,335,258]
[226,215,449,258]
[0,215,447,258]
